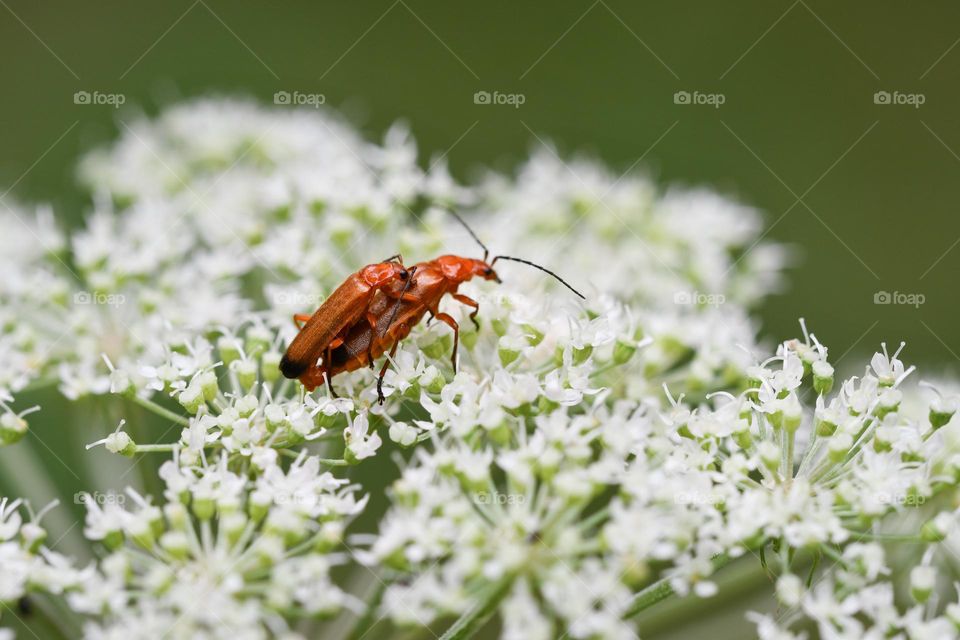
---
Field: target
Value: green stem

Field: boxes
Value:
[133,444,176,453]
[438,575,515,640]
[345,579,390,640]
[624,554,732,619]
[851,532,924,543]
[130,395,190,427]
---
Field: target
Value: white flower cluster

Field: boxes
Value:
[0,497,90,635]
[2,98,957,640]
[71,450,364,640]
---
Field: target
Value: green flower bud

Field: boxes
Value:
[245,325,272,358]
[781,395,802,433]
[222,512,248,546]
[264,404,286,432]
[613,339,637,365]
[110,369,137,398]
[816,418,838,437]
[921,513,952,542]
[164,502,188,529]
[129,522,155,550]
[421,335,452,361]
[812,360,834,395]
[498,346,521,367]
[106,432,137,457]
[872,426,894,453]
[758,441,780,472]
[235,395,259,418]
[828,432,853,463]
[192,496,215,521]
[178,384,204,415]
[102,529,124,551]
[522,325,544,347]
[929,396,958,430]
[460,326,479,350]
[20,523,46,553]
[0,412,28,445]
[572,345,593,366]
[419,366,445,394]
[313,522,343,553]
[160,531,190,560]
[910,566,935,603]
[233,359,257,390]
[198,370,219,402]
[217,335,241,365]
[248,490,271,523]
[261,351,282,383]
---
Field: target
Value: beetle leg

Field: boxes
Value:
[376,339,403,405]
[433,312,460,372]
[293,313,311,329]
[452,294,480,330]
[365,311,379,369]
[324,346,339,398]
[382,254,403,264]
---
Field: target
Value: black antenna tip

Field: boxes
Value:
[493,255,586,300]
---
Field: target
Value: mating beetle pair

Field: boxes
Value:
[279,212,584,403]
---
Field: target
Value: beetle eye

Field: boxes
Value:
[399,270,409,280]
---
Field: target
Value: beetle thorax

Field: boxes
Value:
[361,262,406,287]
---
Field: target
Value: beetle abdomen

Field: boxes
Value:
[279,353,309,379]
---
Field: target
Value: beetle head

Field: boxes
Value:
[436,255,500,284]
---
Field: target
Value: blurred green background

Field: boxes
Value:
[4,0,960,369]
[2,1,958,637]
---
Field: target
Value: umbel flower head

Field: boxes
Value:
[0,98,958,640]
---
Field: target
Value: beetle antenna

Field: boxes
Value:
[491,255,586,300]
[445,208,489,261]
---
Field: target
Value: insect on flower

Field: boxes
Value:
[279,255,412,386]
[288,211,586,403]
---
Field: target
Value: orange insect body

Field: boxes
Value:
[279,258,409,383]
[299,256,499,394]
[282,210,585,402]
